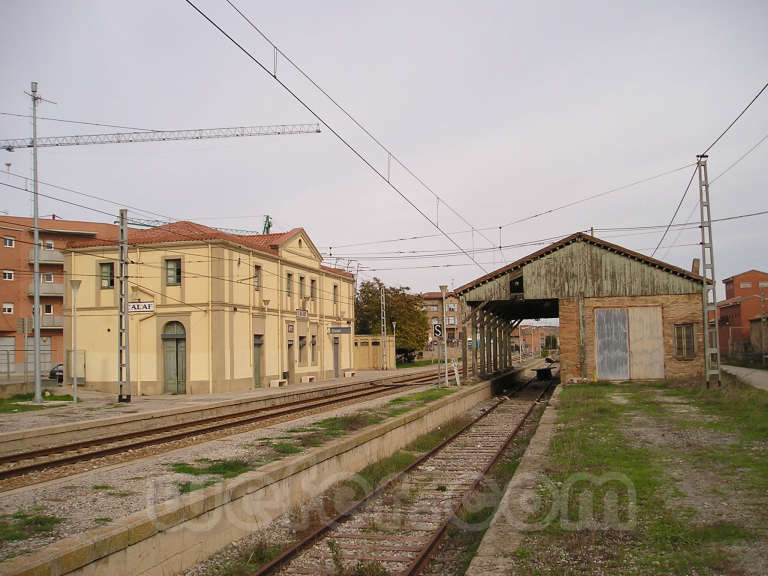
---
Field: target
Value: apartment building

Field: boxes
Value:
[0,216,118,373]
[63,221,355,395]
[420,290,463,346]
[716,269,768,356]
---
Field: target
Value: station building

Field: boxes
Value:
[457,233,706,382]
[63,221,356,395]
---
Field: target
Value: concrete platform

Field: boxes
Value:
[722,364,768,392]
[0,367,434,436]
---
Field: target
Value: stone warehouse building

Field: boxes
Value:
[457,233,706,382]
[63,222,355,395]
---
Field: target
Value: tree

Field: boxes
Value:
[355,278,428,358]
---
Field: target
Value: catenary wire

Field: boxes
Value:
[184,0,488,274]
[0,111,156,132]
[702,80,768,155]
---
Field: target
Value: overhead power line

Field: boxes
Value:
[651,166,698,257]
[702,80,768,155]
[0,111,155,132]
[223,0,497,252]
[184,0,488,273]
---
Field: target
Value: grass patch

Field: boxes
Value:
[272,442,302,455]
[177,480,217,494]
[0,507,63,541]
[94,517,111,525]
[506,379,767,575]
[0,393,73,413]
[171,459,251,478]
[396,359,438,369]
[92,484,112,490]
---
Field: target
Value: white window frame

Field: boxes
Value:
[3,237,14,248]
[43,272,54,283]
[44,303,53,315]
[43,240,54,251]
[2,303,13,314]
[2,270,13,281]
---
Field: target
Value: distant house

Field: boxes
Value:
[715,270,768,356]
[420,291,463,346]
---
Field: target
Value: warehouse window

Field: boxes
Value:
[253,265,261,291]
[675,324,695,359]
[100,263,114,289]
[166,259,182,286]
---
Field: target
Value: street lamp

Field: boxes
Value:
[69,279,81,404]
[440,285,448,386]
[392,321,397,370]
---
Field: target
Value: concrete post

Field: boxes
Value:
[461,329,467,379]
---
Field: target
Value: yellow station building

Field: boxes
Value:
[63,222,356,395]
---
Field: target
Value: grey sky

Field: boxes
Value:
[1,0,766,295]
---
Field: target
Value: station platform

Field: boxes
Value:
[0,365,438,435]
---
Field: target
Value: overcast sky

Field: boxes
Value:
[1,0,766,296]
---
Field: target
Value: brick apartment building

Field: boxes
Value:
[421,291,464,346]
[715,269,768,356]
[0,216,118,373]
[511,324,559,356]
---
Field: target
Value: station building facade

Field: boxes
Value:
[63,222,355,395]
[457,233,706,383]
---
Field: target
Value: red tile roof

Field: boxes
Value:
[420,291,456,299]
[67,221,354,279]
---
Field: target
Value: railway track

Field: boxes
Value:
[254,376,554,576]
[0,371,446,490]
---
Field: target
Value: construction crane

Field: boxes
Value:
[0,123,321,151]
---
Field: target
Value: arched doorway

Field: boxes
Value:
[161,321,186,394]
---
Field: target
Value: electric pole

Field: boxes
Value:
[117,209,131,402]
[697,155,721,387]
[761,286,766,366]
[440,285,448,386]
[380,285,387,370]
[31,82,42,403]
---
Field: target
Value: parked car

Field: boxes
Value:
[49,363,63,384]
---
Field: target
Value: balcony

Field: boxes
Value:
[40,315,64,329]
[27,282,64,297]
[28,249,64,265]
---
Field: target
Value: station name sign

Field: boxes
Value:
[328,326,351,334]
[128,301,155,313]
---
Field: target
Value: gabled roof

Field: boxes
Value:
[68,220,299,256]
[67,221,355,279]
[420,291,457,300]
[722,269,768,283]
[456,232,705,295]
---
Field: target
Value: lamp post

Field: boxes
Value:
[440,285,448,386]
[69,279,81,404]
[392,321,397,370]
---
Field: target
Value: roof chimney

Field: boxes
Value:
[691,258,700,275]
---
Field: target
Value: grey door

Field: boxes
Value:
[333,337,340,378]
[162,322,186,394]
[595,308,629,380]
[253,335,263,388]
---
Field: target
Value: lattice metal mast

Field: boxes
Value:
[0,124,321,151]
[380,286,388,370]
[117,209,131,402]
[697,155,721,387]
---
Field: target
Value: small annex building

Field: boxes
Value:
[456,233,706,382]
[63,221,356,395]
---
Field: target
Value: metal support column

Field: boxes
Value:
[760,287,766,366]
[31,82,42,403]
[471,307,478,378]
[380,286,387,370]
[697,155,721,387]
[117,209,131,402]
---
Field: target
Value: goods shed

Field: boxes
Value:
[456,233,706,382]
